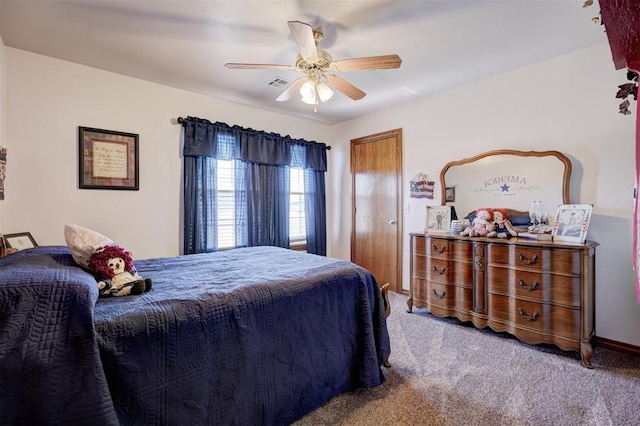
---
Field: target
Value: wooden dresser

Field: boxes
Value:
[408,233,598,368]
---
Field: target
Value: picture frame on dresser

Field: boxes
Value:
[551,204,593,244]
[425,205,451,234]
[4,232,38,251]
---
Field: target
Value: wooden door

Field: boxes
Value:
[351,129,403,293]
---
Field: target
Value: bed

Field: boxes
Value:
[0,245,390,426]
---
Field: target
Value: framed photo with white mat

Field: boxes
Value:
[551,204,593,244]
[3,232,38,251]
[425,206,451,234]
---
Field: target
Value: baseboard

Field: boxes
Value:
[399,289,640,356]
[595,336,640,356]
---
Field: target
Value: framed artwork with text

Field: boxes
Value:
[79,126,139,190]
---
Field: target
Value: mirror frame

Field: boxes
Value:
[439,149,572,209]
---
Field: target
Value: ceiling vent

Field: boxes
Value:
[266,76,290,88]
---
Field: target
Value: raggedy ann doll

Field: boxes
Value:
[88,245,152,297]
[487,208,518,239]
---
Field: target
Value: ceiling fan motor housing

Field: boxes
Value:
[295,50,333,72]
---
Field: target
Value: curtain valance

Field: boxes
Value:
[182,116,327,171]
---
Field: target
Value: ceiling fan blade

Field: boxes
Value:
[326,75,366,100]
[332,54,402,72]
[275,77,306,102]
[287,21,318,60]
[225,63,295,71]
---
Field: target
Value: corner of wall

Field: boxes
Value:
[0,34,6,231]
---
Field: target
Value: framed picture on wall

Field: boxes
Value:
[445,186,456,203]
[551,204,593,244]
[78,127,139,190]
[4,232,38,251]
[425,206,451,234]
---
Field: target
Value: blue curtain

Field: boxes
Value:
[182,117,328,255]
[183,156,217,253]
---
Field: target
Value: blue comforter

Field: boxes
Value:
[0,246,390,425]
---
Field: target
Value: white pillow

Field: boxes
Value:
[64,223,113,268]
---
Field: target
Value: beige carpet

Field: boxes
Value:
[294,291,640,426]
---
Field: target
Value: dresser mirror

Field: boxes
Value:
[440,150,572,225]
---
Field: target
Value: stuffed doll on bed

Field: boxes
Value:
[88,245,152,297]
[65,223,152,297]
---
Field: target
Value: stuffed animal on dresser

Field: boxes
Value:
[487,208,518,239]
[460,208,494,237]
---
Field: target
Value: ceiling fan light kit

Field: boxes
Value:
[316,83,334,102]
[224,20,402,111]
[300,80,334,111]
[300,80,316,100]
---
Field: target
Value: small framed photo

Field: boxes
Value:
[551,204,593,244]
[4,232,38,251]
[79,126,139,190]
[445,186,456,203]
[426,206,452,234]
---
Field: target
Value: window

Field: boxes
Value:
[215,159,306,249]
[183,118,326,256]
[216,159,236,249]
[289,167,307,246]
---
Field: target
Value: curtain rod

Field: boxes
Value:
[175,117,331,150]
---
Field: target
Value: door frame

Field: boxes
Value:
[350,128,403,293]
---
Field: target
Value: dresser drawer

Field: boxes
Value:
[488,244,581,275]
[425,257,473,287]
[413,256,473,288]
[487,267,581,307]
[488,294,580,340]
[413,278,474,311]
[413,236,473,260]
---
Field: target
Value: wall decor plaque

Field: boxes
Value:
[79,127,139,190]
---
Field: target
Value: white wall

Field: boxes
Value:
[0,35,6,230]
[330,42,640,347]
[4,48,331,258]
[5,44,639,347]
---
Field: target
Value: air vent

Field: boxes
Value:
[266,76,290,88]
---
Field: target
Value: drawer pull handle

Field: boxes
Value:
[517,253,539,265]
[432,265,446,275]
[517,307,539,321]
[518,279,539,291]
[432,289,446,299]
[431,244,446,254]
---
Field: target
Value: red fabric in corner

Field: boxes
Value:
[633,60,640,303]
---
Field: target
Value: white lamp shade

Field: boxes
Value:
[299,80,315,100]
[316,83,334,102]
[301,94,317,105]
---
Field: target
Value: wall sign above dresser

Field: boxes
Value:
[439,149,571,223]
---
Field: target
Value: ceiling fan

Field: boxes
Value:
[224,21,402,110]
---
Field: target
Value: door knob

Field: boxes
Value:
[387,219,397,225]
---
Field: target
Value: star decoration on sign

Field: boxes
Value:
[500,184,510,192]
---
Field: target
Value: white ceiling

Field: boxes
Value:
[0,0,608,125]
